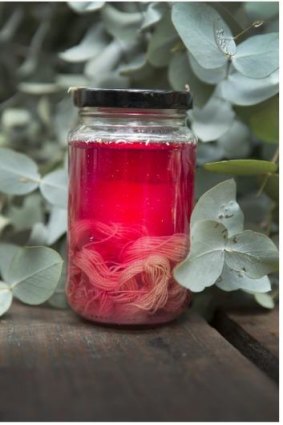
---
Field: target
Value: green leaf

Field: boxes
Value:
[28,223,48,246]
[249,96,279,144]
[168,52,190,90]
[204,159,277,175]
[119,54,153,80]
[68,1,105,13]
[84,40,123,79]
[18,82,61,95]
[147,10,178,67]
[101,4,143,41]
[168,52,213,106]
[189,55,227,85]
[46,208,67,245]
[217,120,251,159]
[0,243,22,279]
[40,169,67,209]
[4,247,63,305]
[59,24,108,63]
[0,148,40,195]
[2,108,31,129]
[217,69,279,106]
[191,179,244,237]
[225,231,279,278]
[191,96,235,142]
[172,2,235,69]
[54,98,77,145]
[0,282,13,317]
[233,33,279,79]
[56,74,88,89]
[254,293,275,309]
[8,193,43,231]
[174,221,227,292]
[216,264,271,292]
[141,2,168,31]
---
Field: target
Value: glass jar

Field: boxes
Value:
[67,88,197,326]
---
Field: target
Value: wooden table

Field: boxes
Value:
[0,303,278,421]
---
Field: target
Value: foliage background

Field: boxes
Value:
[0,1,279,314]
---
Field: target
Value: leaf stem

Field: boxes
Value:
[233,20,264,41]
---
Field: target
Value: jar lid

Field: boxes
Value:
[71,88,193,110]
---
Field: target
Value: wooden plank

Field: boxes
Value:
[0,303,278,421]
[213,308,279,383]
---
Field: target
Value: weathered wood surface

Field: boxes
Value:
[213,308,279,383]
[0,303,278,421]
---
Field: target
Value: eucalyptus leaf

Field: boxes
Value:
[40,169,68,209]
[18,82,61,95]
[204,159,277,175]
[191,179,244,237]
[174,217,278,293]
[254,292,275,309]
[217,69,279,106]
[28,223,48,246]
[54,98,77,145]
[8,193,43,231]
[216,264,271,292]
[2,108,31,129]
[217,120,251,159]
[189,55,227,85]
[141,2,167,31]
[89,70,130,89]
[172,2,235,69]
[46,208,67,245]
[0,148,40,195]
[119,54,153,80]
[0,282,13,317]
[225,230,279,278]
[168,52,190,91]
[101,4,143,41]
[174,220,227,292]
[0,243,22,279]
[147,10,179,67]
[59,24,108,63]
[233,33,279,79]
[191,96,235,142]
[68,2,105,13]
[37,97,51,126]
[85,39,123,79]
[168,52,214,106]
[4,247,63,305]
[56,74,89,89]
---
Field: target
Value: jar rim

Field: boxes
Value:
[70,87,193,110]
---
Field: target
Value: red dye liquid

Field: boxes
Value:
[67,140,196,325]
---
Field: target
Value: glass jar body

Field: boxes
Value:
[67,108,197,325]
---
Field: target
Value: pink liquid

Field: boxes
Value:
[67,140,196,325]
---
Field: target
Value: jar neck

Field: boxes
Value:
[78,107,187,127]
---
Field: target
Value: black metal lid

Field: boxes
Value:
[71,88,193,110]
